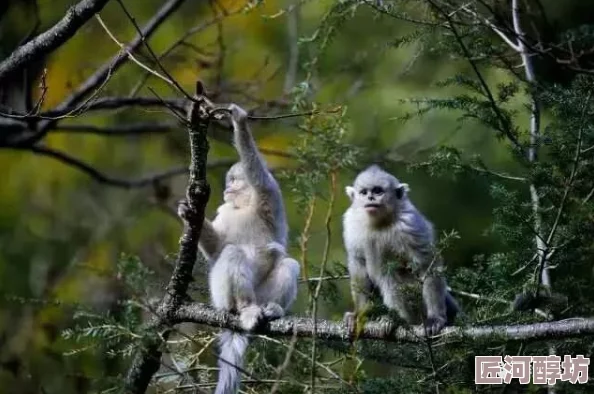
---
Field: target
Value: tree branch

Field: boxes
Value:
[174,302,594,344]
[59,0,186,111]
[0,0,111,83]
[53,121,180,136]
[40,97,187,117]
[8,145,188,188]
[17,0,188,147]
[125,82,212,394]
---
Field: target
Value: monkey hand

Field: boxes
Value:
[176,198,197,224]
[227,103,248,127]
[424,314,446,337]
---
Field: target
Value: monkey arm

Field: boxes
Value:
[347,254,373,313]
[419,254,448,330]
[198,219,221,260]
[228,104,276,193]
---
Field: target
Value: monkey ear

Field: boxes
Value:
[395,183,410,199]
[345,186,356,201]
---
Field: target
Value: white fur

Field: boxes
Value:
[215,331,248,394]
[198,104,300,394]
[342,165,456,335]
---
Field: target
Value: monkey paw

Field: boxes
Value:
[262,302,285,320]
[424,315,446,337]
[176,199,195,223]
[227,103,248,124]
[239,305,263,331]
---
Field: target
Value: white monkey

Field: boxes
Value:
[180,104,300,394]
[342,165,459,336]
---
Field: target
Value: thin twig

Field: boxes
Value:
[95,15,174,86]
[310,171,337,392]
[114,0,194,100]
[269,328,299,394]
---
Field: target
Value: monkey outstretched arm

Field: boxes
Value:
[228,104,277,194]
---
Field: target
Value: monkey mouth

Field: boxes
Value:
[364,203,381,211]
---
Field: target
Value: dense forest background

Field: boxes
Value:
[2,0,594,393]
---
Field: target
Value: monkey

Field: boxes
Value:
[342,165,459,336]
[179,103,300,394]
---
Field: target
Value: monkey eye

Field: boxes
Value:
[371,186,384,195]
[359,188,368,196]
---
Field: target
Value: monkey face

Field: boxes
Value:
[224,163,251,206]
[345,166,410,218]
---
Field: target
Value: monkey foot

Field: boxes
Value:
[424,315,446,337]
[239,305,263,331]
[262,302,284,320]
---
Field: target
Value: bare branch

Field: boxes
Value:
[114,0,194,100]
[0,0,110,83]
[125,81,212,394]
[174,302,594,343]
[8,145,188,188]
[41,97,187,116]
[53,122,180,136]
[95,14,175,86]
[51,0,187,117]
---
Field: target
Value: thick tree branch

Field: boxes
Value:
[174,302,594,344]
[14,0,188,148]
[125,82,211,394]
[0,0,111,83]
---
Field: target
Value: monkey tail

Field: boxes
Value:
[215,329,249,394]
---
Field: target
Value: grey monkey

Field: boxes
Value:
[179,104,299,394]
[342,165,459,335]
